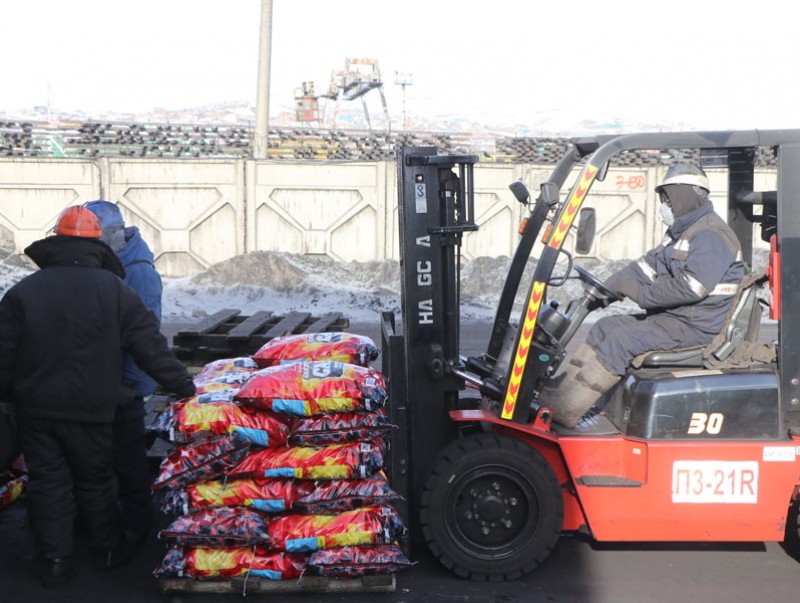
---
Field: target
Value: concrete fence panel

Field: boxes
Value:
[0,159,99,258]
[106,160,245,277]
[0,158,774,276]
[247,161,389,262]
[462,165,522,261]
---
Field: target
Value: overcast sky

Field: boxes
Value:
[2,0,797,132]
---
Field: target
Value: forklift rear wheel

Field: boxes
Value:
[420,433,563,581]
[782,496,800,560]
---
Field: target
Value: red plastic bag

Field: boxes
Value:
[295,472,401,514]
[159,506,272,547]
[0,471,27,510]
[235,361,387,416]
[306,545,415,578]
[289,411,393,446]
[152,435,251,490]
[158,397,289,447]
[148,390,239,438]
[252,332,379,368]
[228,441,385,480]
[161,477,314,516]
[268,506,405,553]
[194,371,255,393]
[197,357,259,379]
[154,546,306,581]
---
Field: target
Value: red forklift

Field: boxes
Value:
[381,131,800,581]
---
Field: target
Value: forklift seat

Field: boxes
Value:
[636,272,767,370]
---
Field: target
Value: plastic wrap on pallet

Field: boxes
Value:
[161,477,315,515]
[235,361,387,416]
[154,546,306,581]
[268,506,405,553]
[306,544,415,578]
[159,506,273,547]
[227,441,385,481]
[252,332,379,368]
[289,411,393,446]
[152,435,251,490]
[149,396,290,447]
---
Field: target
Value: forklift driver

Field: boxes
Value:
[540,163,745,427]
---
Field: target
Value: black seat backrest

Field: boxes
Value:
[710,284,762,361]
[637,273,766,369]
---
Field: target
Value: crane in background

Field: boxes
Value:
[294,58,391,131]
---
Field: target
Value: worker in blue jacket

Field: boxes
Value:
[85,200,164,546]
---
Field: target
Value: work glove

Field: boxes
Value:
[173,377,196,400]
[604,273,640,302]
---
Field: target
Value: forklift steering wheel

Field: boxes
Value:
[574,265,622,302]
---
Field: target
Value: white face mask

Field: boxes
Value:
[659,203,674,227]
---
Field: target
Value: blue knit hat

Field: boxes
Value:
[84,200,124,230]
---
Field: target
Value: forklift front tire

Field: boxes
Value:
[420,433,563,581]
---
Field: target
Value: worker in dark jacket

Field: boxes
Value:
[541,164,744,427]
[0,406,17,472]
[85,200,161,545]
[0,206,195,588]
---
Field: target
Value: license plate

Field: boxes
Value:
[671,461,758,504]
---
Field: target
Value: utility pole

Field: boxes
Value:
[394,71,413,131]
[254,0,273,159]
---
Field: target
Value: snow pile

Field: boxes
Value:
[163,251,642,324]
[165,252,404,323]
[0,248,769,325]
[0,262,36,298]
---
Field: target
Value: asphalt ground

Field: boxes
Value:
[2,320,797,603]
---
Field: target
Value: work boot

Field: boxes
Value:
[40,557,73,589]
[124,527,148,547]
[538,343,620,428]
[91,539,135,571]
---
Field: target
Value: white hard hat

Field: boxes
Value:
[655,163,709,193]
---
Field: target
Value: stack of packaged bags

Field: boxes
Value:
[150,332,414,583]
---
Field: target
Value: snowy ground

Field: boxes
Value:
[147,251,638,324]
[0,248,770,326]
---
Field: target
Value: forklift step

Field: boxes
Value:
[576,476,644,488]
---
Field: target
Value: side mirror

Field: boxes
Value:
[575,207,596,255]
[539,181,560,207]
[509,181,530,204]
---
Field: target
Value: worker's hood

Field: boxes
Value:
[661,183,707,219]
[24,235,125,277]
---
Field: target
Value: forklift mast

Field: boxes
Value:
[384,147,477,532]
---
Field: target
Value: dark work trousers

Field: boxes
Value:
[586,312,713,375]
[0,409,17,471]
[18,417,119,559]
[112,397,153,537]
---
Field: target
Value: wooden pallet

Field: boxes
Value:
[159,573,395,594]
[171,309,349,366]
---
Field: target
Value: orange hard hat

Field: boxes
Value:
[54,206,102,238]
